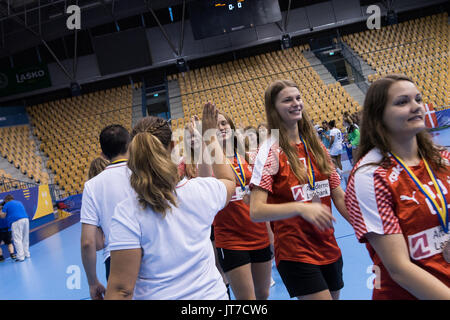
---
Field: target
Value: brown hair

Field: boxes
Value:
[243,125,257,153]
[128,117,179,216]
[218,112,249,163]
[4,195,13,202]
[88,157,110,180]
[264,79,332,183]
[182,124,200,179]
[355,74,445,171]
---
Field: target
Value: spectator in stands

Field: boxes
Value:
[319,120,331,150]
[249,79,350,300]
[105,105,236,300]
[347,123,360,165]
[351,111,361,126]
[0,209,16,261]
[213,112,272,300]
[345,74,450,299]
[328,120,344,176]
[80,124,131,300]
[0,195,30,262]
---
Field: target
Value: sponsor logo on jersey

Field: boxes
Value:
[408,225,449,260]
[291,180,330,202]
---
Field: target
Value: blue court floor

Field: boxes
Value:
[0,127,448,300]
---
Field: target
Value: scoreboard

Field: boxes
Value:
[189,0,281,40]
[215,0,253,32]
[214,0,246,11]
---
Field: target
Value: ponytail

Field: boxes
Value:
[128,131,179,216]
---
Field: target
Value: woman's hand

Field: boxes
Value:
[201,102,219,135]
[297,203,336,231]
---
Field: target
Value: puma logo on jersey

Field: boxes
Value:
[400,191,419,205]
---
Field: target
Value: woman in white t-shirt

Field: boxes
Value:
[328,120,343,174]
[105,103,236,300]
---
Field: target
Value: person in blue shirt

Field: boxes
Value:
[0,214,15,262]
[0,195,30,262]
[319,120,331,150]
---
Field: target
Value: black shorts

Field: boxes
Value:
[0,229,12,245]
[210,226,215,242]
[216,246,273,273]
[277,256,344,298]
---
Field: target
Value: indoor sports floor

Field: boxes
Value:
[0,127,448,300]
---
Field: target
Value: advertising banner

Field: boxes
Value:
[0,64,52,97]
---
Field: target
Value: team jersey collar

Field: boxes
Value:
[108,159,128,166]
[391,152,448,233]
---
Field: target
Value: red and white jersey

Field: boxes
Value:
[345,148,450,300]
[250,137,342,265]
[214,155,270,250]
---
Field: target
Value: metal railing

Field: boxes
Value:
[339,41,369,94]
[0,175,69,203]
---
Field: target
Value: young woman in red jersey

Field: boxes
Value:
[344,74,450,300]
[249,79,350,300]
[213,112,272,300]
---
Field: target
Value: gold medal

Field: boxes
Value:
[443,240,450,263]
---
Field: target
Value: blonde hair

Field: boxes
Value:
[182,124,200,179]
[219,112,249,163]
[264,79,333,183]
[128,117,179,216]
[88,157,109,180]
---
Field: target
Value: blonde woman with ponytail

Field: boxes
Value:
[105,103,236,300]
[249,80,350,300]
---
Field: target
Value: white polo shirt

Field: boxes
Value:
[329,128,343,156]
[109,177,229,300]
[80,161,131,262]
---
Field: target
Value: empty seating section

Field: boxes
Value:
[343,13,449,110]
[0,125,49,185]
[170,44,361,133]
[26,85,133,195]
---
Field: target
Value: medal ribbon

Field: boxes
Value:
[391,153,448,233]
[227,152,246,191]
[299,134,315,191]
[110,158,128,164]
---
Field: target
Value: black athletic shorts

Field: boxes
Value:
[105,256,111,281]
[0,228,12,245]
[277,256,344,298]
[216,245,273,273]
[210,226,215,242]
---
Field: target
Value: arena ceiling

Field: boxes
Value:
[0,0,333,58]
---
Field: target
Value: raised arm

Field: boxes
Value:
[201,102,236,204]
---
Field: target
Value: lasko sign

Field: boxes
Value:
[0,64,52,98]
